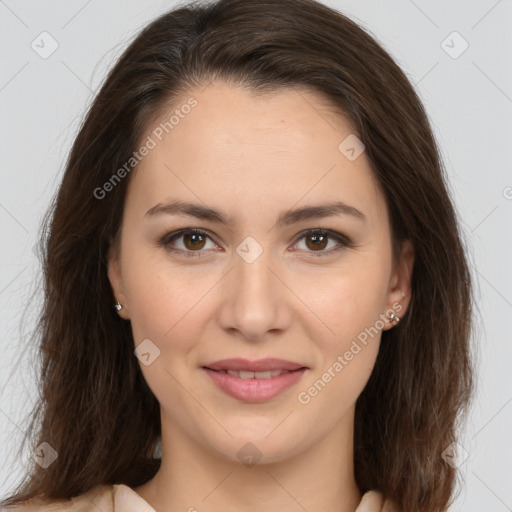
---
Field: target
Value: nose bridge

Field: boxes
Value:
[218,234,290,339]
[233,234,279,304]
[234,245,274,298]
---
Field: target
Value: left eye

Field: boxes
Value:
[160,228,352,258]
[292,228,351,255]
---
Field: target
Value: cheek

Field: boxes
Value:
[297,261,390,351]
[121,245,219,353]
[294,271,386,417]
[121,251,213,409]
[291,259,388,407]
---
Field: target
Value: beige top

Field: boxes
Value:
[5,484,398,512]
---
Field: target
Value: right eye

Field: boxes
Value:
[159,228,220,257]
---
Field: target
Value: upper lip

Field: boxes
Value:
[203,358,306,372]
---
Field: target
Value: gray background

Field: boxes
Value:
[1,0,511,509]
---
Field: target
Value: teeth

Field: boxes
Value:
[224,369,291,379]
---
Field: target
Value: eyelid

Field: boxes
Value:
[160,228,218,257]
[159,227,353,257]
[292,227,353,255]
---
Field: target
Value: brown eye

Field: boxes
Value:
[292,228,352,257]
[304,232,328,251]
[160,227,351,259]
[182,232,207,250]
[161,228,217,257]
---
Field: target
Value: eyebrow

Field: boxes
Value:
[145,199,366,227]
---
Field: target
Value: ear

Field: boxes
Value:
[383,239,414,330]
[107,238,131,320]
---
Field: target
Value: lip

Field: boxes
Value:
[202,358,308,403]
[203,357,306,372]
[203,366,307,402]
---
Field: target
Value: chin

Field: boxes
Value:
[200,425,310,468]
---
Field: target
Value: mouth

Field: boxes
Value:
[201,358,308,402]
[202,357,307,373]
[203,368,300,379]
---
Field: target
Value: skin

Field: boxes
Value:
[108,80,414,512]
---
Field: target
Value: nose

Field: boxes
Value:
[216,242,292,341]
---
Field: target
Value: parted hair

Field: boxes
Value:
[1,1,475,511]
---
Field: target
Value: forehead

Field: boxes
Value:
[126,81,387,230]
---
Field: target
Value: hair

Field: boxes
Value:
[1,0,476,510]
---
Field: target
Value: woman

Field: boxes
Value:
[1,0,475,510]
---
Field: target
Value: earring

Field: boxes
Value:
[389,312,400,324]
[114,301,123,311]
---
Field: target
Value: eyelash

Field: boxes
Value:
[159,227,353,259]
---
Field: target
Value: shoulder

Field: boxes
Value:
[2,485,115,512]
[356,490,400,512]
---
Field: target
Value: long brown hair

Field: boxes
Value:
[1,0,476,510]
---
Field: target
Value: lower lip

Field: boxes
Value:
[203,368,307,402]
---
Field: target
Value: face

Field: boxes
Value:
[108,81,413,464]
